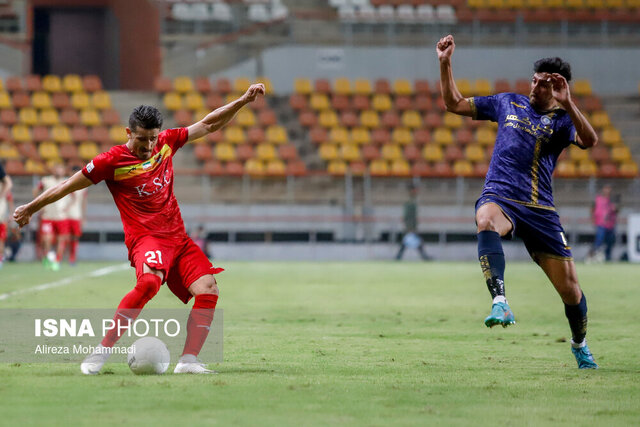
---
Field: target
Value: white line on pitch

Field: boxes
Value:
[0,263,130,301]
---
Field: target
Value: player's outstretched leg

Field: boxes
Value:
[174,277,219,374]
[81,273,162,375]
[566,293,598,369]
[478,230,515,328]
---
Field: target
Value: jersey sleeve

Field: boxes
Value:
[556,115,579,149]
[469,94,502,122]
[82,150,116,184]
[161,127,189,153]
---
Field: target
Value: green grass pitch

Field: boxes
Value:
[1,260,639,426]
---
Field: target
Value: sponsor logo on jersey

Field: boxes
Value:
[86,161,95,173]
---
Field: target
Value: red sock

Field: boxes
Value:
[101,273,162,347]
[69,240,78,263]
[56,237,67,262]
[181,294,218,357]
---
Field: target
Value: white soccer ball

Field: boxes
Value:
[127,337,170,375]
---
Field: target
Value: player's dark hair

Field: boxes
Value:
[533,57,572,82]
[129,105,163,131]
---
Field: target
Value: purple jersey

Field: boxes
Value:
[470,93,577,209]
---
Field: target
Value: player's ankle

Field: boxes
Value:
[492,295,507,304]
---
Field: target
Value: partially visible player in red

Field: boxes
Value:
[34,163,70,271]
[14,83,265,374]
[63,166,88,265]
[0,161,13,269]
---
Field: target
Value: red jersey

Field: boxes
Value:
[82,127,189,249]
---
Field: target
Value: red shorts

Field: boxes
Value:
[0,223,6,241]
[129,235,223,304]
[66,219,83,237]
[40,219,70,236]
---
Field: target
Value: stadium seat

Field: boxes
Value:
[577,160,598,177]
[109,126,128,144]
[590,111,610,129]
[52,92,70,109]
[349,127,369,145]
[453,160,474,177]
[601,127,621,145]
[433,127,454,145]
[362,144,381,161]
[18,108,38,126]
[38,141,59,161]
[42,75,62,92]
[234,77,251,93]
[391,127,413,145]
[25,158,46,174]
[32,91,52,109]
[17,141,38,159]
[390,159,411,176]
[32,125,50,142]
[5,77,22,92]
[424,112,443,129]
[224,126,246,144]
[381,110,400,129]
[445,145,464,162]
[569,145,589,162]
[443,112,464,129]
[257,109,277,127]
[61,109,80,126]
[381,143,403,161]
[216,78,232,95]
[12,124,31,142]
[319,110,339,128]
[475,127,496,146]
[401,110,422,129]
[0,142,19,160]
[514,79,530,95]
[289,94,308,111]
[256,143,277,161]
[214,143,236,161]
[352,95,370,111]
[294,78,313,95]
[71,92,91,110]
[354,79,372,96]
[0,109,17,126]
[91,91,112,110]
[266,125,288,144]
[589,144,610,163]
[610,145,631,163]
[369,159,389,176]
[372,128,391,146]
[360,110,380,128]
[618,161,638,178]
[80,109,101,127]
[156,76,175,93]
[236,109,257,128]
[423,144,444,162]
[102,109,121,126]
[573,79,592,96]
[299,110,317,128]
[40,109,60,126]
[340,144,361,162]
[309,127,328,145]
[310,93,330,111]
[25,75,42,92]
[413,129,431,146]
[0,92,10,109]
[278,144,298,161]
[473,79,493,96]
[83,75,103,92]
[394,96,413,112]
[334,78,352,96]
[340,110,359,128]
[403,144,421,162]
[555,160,577,178]
[51,125,72,143]
[194,77,212,94]
[314,79,332,95]
[374,79,391,94]
[393,79,413,96]
[328,159,347,175]
[62,74,83,92]
[494,79,511,93]
[163,93,183,111]
[265,159,286,177]
[329,127,350,145]
[455,128,473,146]
[79,141,99,160]
[414,96,432,112]
[320,143,339,161]
[70,126,89,142]
[465,144,486,162]
[331,94,350,111]
[90,126,110,144]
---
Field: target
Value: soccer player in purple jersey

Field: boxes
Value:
[437,34,599,369]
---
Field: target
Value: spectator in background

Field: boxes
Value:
[588,185,618,262]
[190,225,211,259]
[396,184,431,261]
[6,225,22,262]
[0,161,13,268]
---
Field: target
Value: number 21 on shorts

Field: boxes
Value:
[145,250,163,266]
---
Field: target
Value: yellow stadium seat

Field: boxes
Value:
[433,127,454,145]
[32,91,52,109]
[443,112,464,129]
[473,79,493,96]
[468,0,486,8]
[163,93,183,111]
[80,109,101,127]
[487,0,506,8]
[236,109,256,127]
[257,77,274,94]
[369,159,389,176]
[51,125,71,143]
[393,79,413,96]
[225,93,241,104]
[62,74,83,92]
[381,144,402,161]
[619,161,638,177]
[350,127,371,145]
[569,145,589,162]
[372,94,392,112]
[604,0,623,7]
[26,159,46,174]
[245,159,265,176]
[465,144,486,162]
[39,108,60,126]
[360,110,380,128]
[585,0,605,8]
[91,91,112,110]
[590,111,610,129]
[184,92,204,111]
[79,141,99,160]
[423,144,444,162]
[319,110,339,128]
[42,75,62,92]
[256,143,277,161]
[71,92,91,110]
[573,79,592,96]
[334,78,352,96]
[0,91,10,109]
[525,0,544,7]
[266,125,288,144]
[310,93,330,111]
[601,127,621,145]
[456,79,473,97]
[390,159,410,176]
[294,78,312,95]
[234,77,251,93]
[475,127,496,146]
[327,159,347,175]
[353,79,372,96]
[215,143,236,161]
[577,160,597,176]
[109,125,128,143]
[544,0,564,7]
[329,127,350,145]
[0,142,19,159]
[0,78,4,91]
[401,111,422,129]
[555,160,577,177]
[391,128,413,145]
[18,108,39,126]
[266,159,286,176]
[224,126,246,144]
[173,76,194,93]
[610,146,631,162]
[320,143,339,161]
[340,144,361,162]
[453,160,474,177]
[38,141,60,160]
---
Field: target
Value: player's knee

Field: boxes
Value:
[476,215,497,232]
[135,273,162,300]
[192,277,219,296]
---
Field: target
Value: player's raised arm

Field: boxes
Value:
[13,170,93,228]
[187,83,265,142]
[437,35,472,117]
[549,73,598,148]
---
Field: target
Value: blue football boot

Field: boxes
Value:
[571,343,598,369]
[484,301,516,328]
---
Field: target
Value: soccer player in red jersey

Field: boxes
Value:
[14,83,265,374]
[0,161,13,269]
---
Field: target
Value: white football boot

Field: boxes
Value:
[80,344,112,375]
[173,354,217,374]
